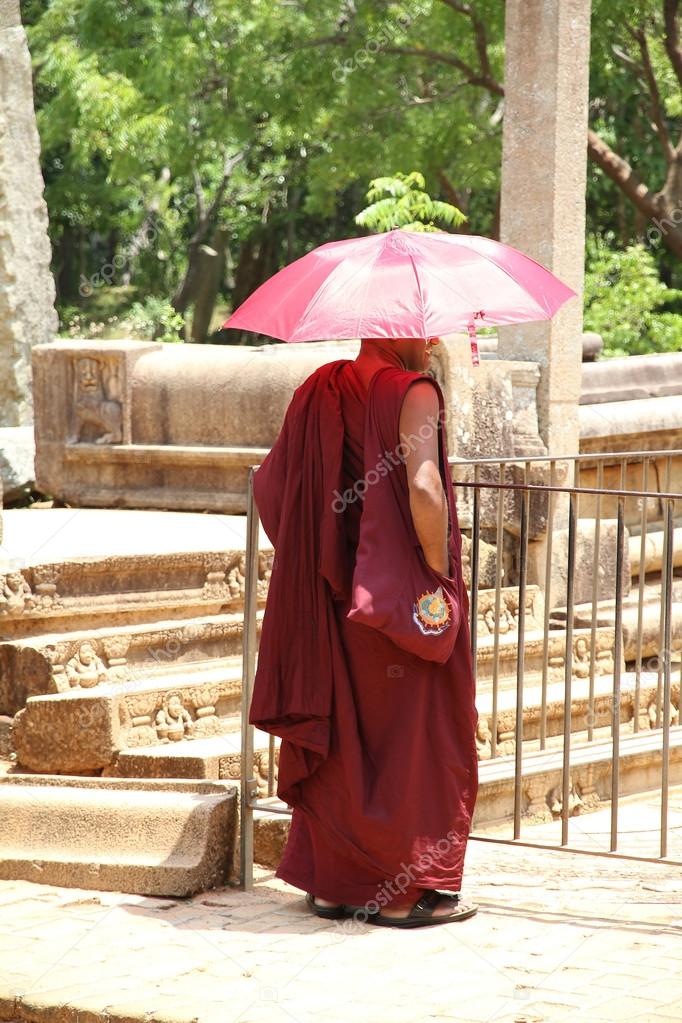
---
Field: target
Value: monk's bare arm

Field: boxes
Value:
[399,381,448,576]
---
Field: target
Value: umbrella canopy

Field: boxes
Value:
[222,230,577,365]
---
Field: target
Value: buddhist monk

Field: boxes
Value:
[249,336,479,928]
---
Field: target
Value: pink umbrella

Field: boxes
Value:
[222,230,577,365]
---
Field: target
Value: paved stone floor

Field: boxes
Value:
[1,791,681,1023]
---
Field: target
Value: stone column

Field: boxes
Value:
[0,0,57,428]
[497,0,592,461]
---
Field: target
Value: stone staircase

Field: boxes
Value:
[0,774,237,896]
[0,509,275,782]
[0,507,281,891]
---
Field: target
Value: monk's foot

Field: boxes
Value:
[313,896,343,909]
[379,891,460,919]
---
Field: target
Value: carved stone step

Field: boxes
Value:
[12,659,246,774]
[475,669,681,758]
[474,584,619,687]
[0,775,237,896]
[0,507,273,641]
[551,583,682,662]
[107,730,281,787]
[0,613,260,716]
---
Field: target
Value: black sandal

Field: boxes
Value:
[369,889,478,928]
[305,892,354,919]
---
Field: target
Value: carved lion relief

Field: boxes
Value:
[71,356,123,444]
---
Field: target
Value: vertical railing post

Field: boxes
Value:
[587,460,603,743]
[633,457,650,734]
[470,474,481,674]
[561,490,577,847]
[491,462,506,759]
[540,460,556,751]
[513,483,530,840]
[610,496,625,853]
[660,499,674,859]
[240,466,260,890]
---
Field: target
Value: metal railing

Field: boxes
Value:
[240,449,682,888]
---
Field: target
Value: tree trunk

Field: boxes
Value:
[191,229,228,341]
[587,128,682,258]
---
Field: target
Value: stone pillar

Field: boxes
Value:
[0,0,58,428]
[497,0,592,462]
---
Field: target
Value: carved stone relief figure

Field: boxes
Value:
[0,572,35,616]
[483,604,517,636]
[572,635,591,679]
[475,716,492,760]
[258,551,273,597]
[227,553,247,600]
[646,698,679,730]
[31,565,63,610]
[155,691,195,742]
[72,356,123,444]
[66,641,108,689]
[548,781,584,817]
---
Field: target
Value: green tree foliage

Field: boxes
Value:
[355,171,466,232]
[584,234,682,356]
[23,0,682,354]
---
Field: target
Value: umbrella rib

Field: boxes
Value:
[460,246,551,317]
[296,242,383,340]
[408,252,428,338]
[354,243,385,340]
[412,245,482,318]
[418,240,549,322]
[447,235,565,316]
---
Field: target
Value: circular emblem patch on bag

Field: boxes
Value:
[412,585,451,636]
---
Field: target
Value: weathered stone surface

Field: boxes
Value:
[252,812,291,869]
[554,583,682,662]
[0,427,35,501]
[581,351,682,403]
[32,339,339,512]
[0,504,273,780]
[0,775,237,896]
[460,532,497,589]
[106,731,280,792]
[475,728,682,828]
[0,2,57,428]
[0,714,11,757]
[0,507,273,642]
[33,337,547,513]
[1,615,251,711]
[458,330,603,362]
[11,661,245,773]
[472,584,619,690]
[630,526,682,576]
[435,339,546,462]
[534,517,632,611]
[497,0,591,459]
[580,394,682,458]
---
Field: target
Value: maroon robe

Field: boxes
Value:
[250,358,479,909]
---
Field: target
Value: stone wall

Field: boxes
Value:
[31,337,546,513]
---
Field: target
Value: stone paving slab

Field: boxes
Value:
[0,821,681,1023]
